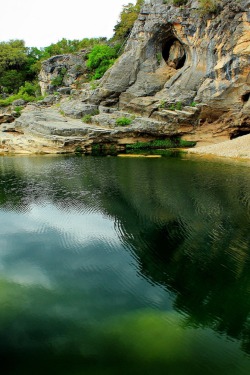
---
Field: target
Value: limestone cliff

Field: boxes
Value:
[95,0,250,140]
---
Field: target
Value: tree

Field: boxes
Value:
[0,40,28,93]
[0,40,27,72]
[113,0,143,43]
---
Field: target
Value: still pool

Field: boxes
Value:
[0,154,250,374]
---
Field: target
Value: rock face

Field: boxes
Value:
[0,102,198,154]
[94,0,250,140]
[39,53,87,95]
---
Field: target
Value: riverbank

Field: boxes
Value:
[188,134,250,160]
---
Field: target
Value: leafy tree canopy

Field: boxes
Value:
[112,0,143,43]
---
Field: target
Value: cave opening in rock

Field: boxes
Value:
[241,92,250,103]
[162,38,186,69]
[230,130,250,139]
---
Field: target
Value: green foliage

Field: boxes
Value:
[13,106,24,116]
[198,0,220,14]
[126,137,196,150]
[179,138,196,147]
[127,139,175,150]
[158,100,166,109]
[175,101,183,110]
[51,75,63,87]
[0,69,25,94]
[59,110,65,116]
[158,101,183,111]
[41,37,108,59]
[87,45,118,79]
[113,0,143,43]
[81,110,99,124]
[0,2,142,96]
[0,40,27,72]
[115,117,132,126]
[19,81,40,97]
[190,101,197,107]
[82,114,92,123]
[0,81,42,107]
[156,52,162,64]
[168,101,183,111]
[51,67,67,87]
[0,40,28,93]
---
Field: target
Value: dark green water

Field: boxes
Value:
[0,155,250,374]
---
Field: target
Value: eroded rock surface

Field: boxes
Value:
[95,0,250,140]
[39,53,87,95]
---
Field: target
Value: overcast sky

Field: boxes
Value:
[1,0,136,48]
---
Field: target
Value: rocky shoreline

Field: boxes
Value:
[0,0,249,156]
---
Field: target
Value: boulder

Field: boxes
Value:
[12,99,26,107]
[39,53,87,95]
[60,100,99,119]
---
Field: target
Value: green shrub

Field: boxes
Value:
[0,93,34,107]
[158,100,166,109]
[59,110,65,116]
[82,114,92,123]
[112,0,143,43]
[178,139,196,147]
[175,101,183,110]
[13,106,24,116]
[168,102,183,111]
[115,117,132,126]
[156,52,162,64]
[51,67,67,87]
[87,45,117,80]
[126,137,196,150]
[198,0,220,14]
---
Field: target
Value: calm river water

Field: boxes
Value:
[0,154,250,374]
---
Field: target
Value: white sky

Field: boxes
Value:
[0,0,136,48]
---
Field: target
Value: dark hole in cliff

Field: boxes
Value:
[241,92,250,103]
[230,130,250,139]
[162,38,186,69]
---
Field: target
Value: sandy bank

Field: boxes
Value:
[188,134,250,160]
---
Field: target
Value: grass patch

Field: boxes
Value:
[126,138,196,150]
[13,106,24,117]
[115,117,132,126]
[82,110,99,124]
[82,114,92,123]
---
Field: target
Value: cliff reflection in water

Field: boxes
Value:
[0,155,250,372]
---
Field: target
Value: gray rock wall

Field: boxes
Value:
[39,53,87,95]
[98,0,250,118]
